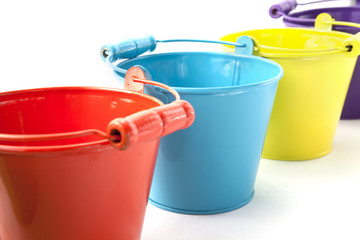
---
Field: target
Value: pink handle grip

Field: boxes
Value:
[269,0,297,18]
[107,100,195,150]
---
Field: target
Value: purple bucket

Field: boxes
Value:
[270,1,360,119]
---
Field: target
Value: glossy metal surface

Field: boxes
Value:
[221,27,359,160]
[0,86,193,240]
[270,4,360,118]
[116,52,283,214]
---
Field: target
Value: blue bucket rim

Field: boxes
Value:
[115,51,283,95]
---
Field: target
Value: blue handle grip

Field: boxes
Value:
[269,0,297,18]
[100,35,157,62]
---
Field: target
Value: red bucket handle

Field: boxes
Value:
[107,99,194,149]
[107,66,194,149]
[0,67,195,151]
[0,129,111,142]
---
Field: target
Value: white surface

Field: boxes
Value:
[1,0,360,239]
[142,120,360,240]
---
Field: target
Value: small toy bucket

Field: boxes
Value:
[270,0,360,119]
[221,15,360,160]
[0,83,194,239]
[101,36,283,214]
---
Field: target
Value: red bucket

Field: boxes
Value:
[0,71,194,240]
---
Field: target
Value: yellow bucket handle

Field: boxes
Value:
[315,13,360,57]
[250,13,360,58]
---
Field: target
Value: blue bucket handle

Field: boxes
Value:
[269,0,357,19]
[100,35,253,75]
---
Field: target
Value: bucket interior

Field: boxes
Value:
[116,52,281,89]
[285,7,360,33]
[221,28,351,55]
[0,88,162,148]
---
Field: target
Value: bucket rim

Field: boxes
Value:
[284,6,360,24]
[115,51,283,95]
[0,86,164,154]
[221,27,354,59]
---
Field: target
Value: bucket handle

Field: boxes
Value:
[240,14,360,58]
[100,35,252,72]
[315,13,360,57]
[0,69,195,151]
[106,66,195,150]
[269,0,356,19]
[315,12,360,30]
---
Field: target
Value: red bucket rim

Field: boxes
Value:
[0,86,164,154]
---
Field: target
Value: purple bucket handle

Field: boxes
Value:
[270,0,360,19]
[269,0,297,18]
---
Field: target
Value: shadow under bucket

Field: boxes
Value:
[270,1,360,119]
[103,36,283,214]
[221,15,360,160]
[0,86,194,240]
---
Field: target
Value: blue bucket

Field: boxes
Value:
[101,36,283,214]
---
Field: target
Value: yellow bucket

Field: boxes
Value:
[221,14,360,160]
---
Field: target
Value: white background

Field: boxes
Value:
[1,0,360,239]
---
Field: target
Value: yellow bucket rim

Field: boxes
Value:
[220,27,358,59]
